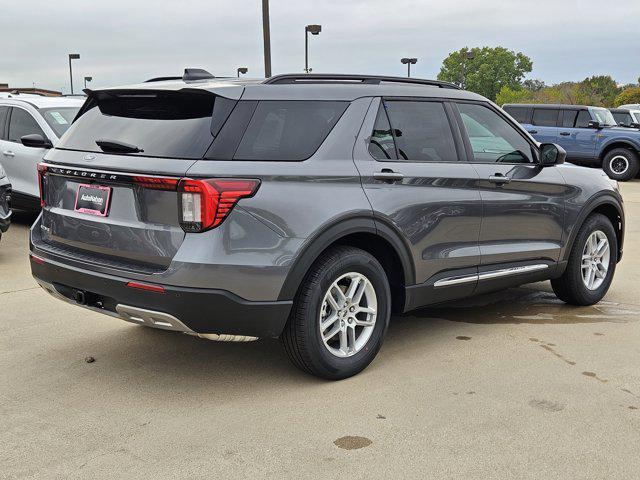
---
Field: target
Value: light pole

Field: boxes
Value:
[237,67,248,78]
[401,57,417,77]
[68,54,80,94]
[304,24,322,73]
[84,76,92,89]
[262,0,272,77]
[461,50,475,89]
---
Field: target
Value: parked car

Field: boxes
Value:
[0,95,83,210]
[503,103,640,181]
[30,71,624,379]
[610,108,640,129]
[0,163,10,239]
[619,103,640,110]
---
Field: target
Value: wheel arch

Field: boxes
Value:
[277,215,415,313]
[600,140,640,160]
[564,193,624,265]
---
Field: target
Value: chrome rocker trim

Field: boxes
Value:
[434,264,548,288]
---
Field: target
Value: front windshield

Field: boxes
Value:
[590,107,616,127]
[39,107,80,137]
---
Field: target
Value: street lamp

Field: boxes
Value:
[461,50,475,89]
[84,76,92,89]
[237,67,248,78]
[262,0,272,77]
[305,24,322,73]
[401,57,417,77]
[68,54,80,94]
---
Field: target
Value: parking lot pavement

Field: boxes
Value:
[2,184,640,480]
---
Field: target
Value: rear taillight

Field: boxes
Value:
[178,178,260,232]
[37,163,47,207]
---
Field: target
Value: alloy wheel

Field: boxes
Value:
[581,230,610,290]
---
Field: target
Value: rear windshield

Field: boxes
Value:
[56,90,217,159]
[40,107,80,137]
[233,100,348,161]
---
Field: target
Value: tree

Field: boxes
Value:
[523,79,546,92]
[437,46,533,101]
[615,86,640,106]
[495,86,532,106]
[578,75,620,107]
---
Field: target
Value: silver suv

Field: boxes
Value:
[30,71,624,379]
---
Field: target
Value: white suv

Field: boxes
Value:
[0,94,83,210]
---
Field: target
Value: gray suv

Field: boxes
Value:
[30,71,625,379]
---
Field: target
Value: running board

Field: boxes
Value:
[434,264,548,288]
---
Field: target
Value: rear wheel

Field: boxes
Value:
[281,246,391,380]
[602,148,639,181]
[551,213,617,306]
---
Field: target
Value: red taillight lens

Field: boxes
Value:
[132,176,179,190]
[37,163,47,207]
[178,178,260,232]
[126,281,166,294]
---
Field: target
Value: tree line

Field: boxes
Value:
[437,46,640,107]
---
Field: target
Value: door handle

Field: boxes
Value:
[488,174,511,185]
[373,169,404,183]
[559,132,570,136]
[2,150,15,157]
[527,130,538,135]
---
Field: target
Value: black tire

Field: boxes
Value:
[551,213,617,306]
[281,246,391,380]
[602,148,639,181]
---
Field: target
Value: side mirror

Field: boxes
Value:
[587,120,602,129]
[539,143,566,167]
[21,134,53,149]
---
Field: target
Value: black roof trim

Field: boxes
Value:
[503,103,593,110]
[263,74,460,89]
[145,76,183,83]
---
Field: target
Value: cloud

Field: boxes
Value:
[1,0,638,92]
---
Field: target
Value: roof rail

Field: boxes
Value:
[263,74,460,89]
[145,76,183,83]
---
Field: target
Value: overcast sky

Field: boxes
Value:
[2,0,639,93]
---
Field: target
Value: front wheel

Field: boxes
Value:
[281,246,391,380]
[551,213,617,306]
[602,148,639,181]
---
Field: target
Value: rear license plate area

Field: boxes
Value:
[74,184,111,217]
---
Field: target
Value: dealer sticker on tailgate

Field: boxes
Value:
[74,184,112,217]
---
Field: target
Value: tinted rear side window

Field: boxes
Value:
[384,101,457,162]
[561,110,578,128]
[234,101,347,161]
[0,106,8,139]
[57,90,218,159]
[532,108,559,127]
[504,106,529,123]
[368,104,398,160]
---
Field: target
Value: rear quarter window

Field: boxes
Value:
[233,101,348,161]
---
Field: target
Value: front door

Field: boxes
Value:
[556,108,598,162]
[2,107,48,199]
[353,97,482,309]
[453,101,568,294]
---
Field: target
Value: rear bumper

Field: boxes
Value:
[30,250,293,338]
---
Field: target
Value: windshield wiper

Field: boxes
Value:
[96,138,144,153]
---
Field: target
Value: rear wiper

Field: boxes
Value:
[95,138,144,153]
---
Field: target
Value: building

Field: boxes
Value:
[0,83,61,97]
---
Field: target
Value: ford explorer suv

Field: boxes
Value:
[30,72,625,379]
[0,95,83,211]
[503,103,640,181]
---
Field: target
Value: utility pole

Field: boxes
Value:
[262,0,272,77]
[68,53,80,94]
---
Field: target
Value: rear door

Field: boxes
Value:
[3,106,48,198]
[530,107,560,144]
[453,101,567,293]
[353,97,482,308]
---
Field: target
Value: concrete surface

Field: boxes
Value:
[2,183,640,480]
